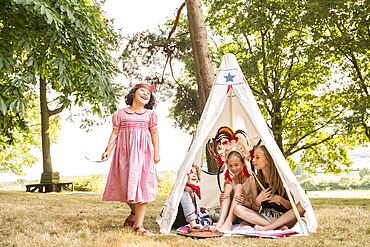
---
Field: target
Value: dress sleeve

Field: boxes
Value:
[148,110,158,130]
[112,110,120,130]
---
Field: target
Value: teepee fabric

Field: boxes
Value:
[156,53,318,234]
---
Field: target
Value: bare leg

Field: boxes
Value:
[134,203,147,229]
[234,204,271,226]
[214,184,233,231]
[219,184,244,231]
[254,202,305,231]
[126,203,136,222]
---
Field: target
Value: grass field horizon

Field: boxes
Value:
[0,190,369,246]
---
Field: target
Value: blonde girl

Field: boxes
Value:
[234,145,305,231]
[214,150,252,231]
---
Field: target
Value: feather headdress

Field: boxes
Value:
[206,126,253,191]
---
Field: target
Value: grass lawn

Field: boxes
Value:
[0,190,369,246]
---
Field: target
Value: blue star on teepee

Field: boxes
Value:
[224,73,236,82]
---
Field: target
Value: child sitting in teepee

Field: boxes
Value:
[172,164,213,229]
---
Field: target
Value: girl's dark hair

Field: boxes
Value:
[124,85,157,110]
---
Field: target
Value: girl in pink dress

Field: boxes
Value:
[101,84,160,236]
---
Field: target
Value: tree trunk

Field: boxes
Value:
[40,75,53,174]
[186,0,217,172]
[186,0,215,112]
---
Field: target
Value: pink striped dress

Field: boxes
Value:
[102,108,158,203]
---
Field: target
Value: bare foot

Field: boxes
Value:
[219,221,232,231]
[254,225,268,231]
[213,221,224,231]
[278,225,289,231]
[254,224,288,231]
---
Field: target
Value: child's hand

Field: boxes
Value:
[256,188,272,205]
[154,153,160,164]
[219,192,229,202]
[235,194,244,205]
[101,151,111,160]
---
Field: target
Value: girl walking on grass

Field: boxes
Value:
[234,145,305,231]
[101,84,160,236]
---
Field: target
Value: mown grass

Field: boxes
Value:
[0,190,369,246]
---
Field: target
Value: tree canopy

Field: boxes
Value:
[204,0,366,174]
[304,0,370,143]
[121,0,369,174]
[0,0,122,175]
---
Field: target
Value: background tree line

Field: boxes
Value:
[296,167,370,191]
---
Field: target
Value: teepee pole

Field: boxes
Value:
[274,164,307,235]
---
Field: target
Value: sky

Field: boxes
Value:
[0,0,192,183]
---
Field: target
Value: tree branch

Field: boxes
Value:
[49,105,65,116]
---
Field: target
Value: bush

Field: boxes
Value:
[359,168,370,180]
[360,176,370,190]
[315,180,329,191]
[157,171,175,195]
[61,174,106,192]
[300,179,316,191]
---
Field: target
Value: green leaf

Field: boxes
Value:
[45,9,53,24]
[41,5,45,15]
[4,57,13,73]
[0,98,7,115]
[25,42,31,52]
[27,58,33,67]
[9,100,17,112]
[63,99,71,108]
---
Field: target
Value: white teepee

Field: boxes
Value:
[156,53,318,235]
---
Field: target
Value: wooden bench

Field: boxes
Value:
[26,182,74,193]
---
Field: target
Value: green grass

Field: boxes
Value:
[0,190,369,246]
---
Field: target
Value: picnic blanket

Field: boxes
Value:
[177,223,304,239]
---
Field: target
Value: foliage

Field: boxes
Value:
[0,95,60,175]
[157,171,175,195]
[120,12,202,134]
[304,0,370,142]
[204,0,363,174]
[61,174,106,192]
[297,168,370,191]
[1,0,122,174]
[359,167,370,180]
[1,0,121,117]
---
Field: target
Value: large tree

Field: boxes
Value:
[0,0,121,181]
[204,0,361,174]
[304,0,370,143]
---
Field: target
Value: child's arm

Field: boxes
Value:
[150,129,160,164]
[250,178,261,211]
[101,129,119,160]
[180,191,198,227]
[251,178,272,211]
[269,194,292,210]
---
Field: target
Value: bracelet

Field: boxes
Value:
[253,201,261,208]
